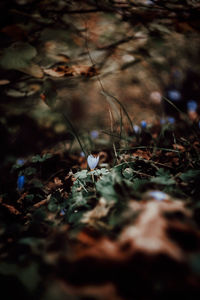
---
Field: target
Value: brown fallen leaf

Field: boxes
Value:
[46,177,63,191]
[2,203,21,215]
[43,66,66,77]
[176,21,195,33]
[0,79,10,85]
[119,200,191,261]
[132,149,152,160]
[17,192,28,205]
[43,65,99,78]
[164,151,180,166]
[173,144,186,152]
[66,65,99,77]
[33,198,48,209]
[66,199,197,264]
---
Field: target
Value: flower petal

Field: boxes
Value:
[87,155,99,170]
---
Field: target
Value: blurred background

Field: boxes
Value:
[1,2,200,300]
[0,0,200,165]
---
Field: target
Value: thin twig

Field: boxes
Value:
[162,96,185,116]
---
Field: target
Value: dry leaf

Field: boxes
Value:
[2,203,21,215]
[17,192,28,205]
[33,198,48,209]
[119,200,191,261]
[43,66,66,77]
[19,63,44,78]
[43,65,98,78]
[66,199,197,263]
[81,197,114,225]
[132,149,151,160]
[0,79,10,85]
[176,22,194,33]
[173,144,186,152]
[46,177,63,191]
[66,65,98,77]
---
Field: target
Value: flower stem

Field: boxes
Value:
[91,171,97,194]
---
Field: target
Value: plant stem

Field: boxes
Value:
[91,171,97,194]
[62,113,88,157]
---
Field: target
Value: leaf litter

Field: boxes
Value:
[1,119,200,300]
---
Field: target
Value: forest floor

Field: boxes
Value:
[1,1,200,299]
[1,113,200,300]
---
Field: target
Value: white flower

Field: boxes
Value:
[87,154,99,170]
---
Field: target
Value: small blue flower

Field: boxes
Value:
[17,175,25,191]
[147,191,168,201]
[187,100,198,112]
[90,130,99,139]
[16,158,25,166]
[141,120,147,129]
[167,116,175,124]
[60,208,66,216]
[133,125,141,134]
[80,151,85,157]
[167,90,181,101]
[160,118,166,125]
[87,154,99,170]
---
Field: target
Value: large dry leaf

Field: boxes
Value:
[66,199,198,263]
[119,200,191,261]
